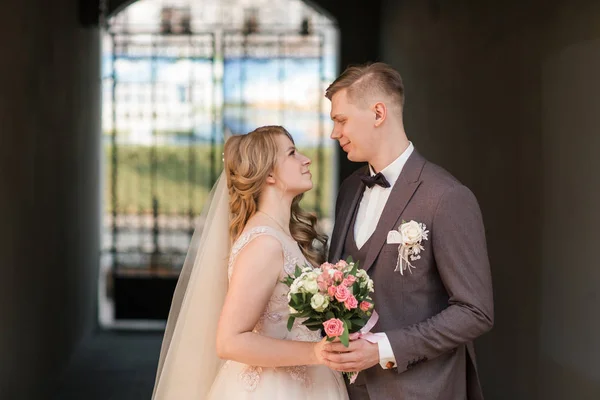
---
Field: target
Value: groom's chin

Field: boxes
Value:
[346,153,362,163]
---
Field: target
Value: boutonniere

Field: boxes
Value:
[386,220,429,275]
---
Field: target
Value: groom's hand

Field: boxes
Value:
[321,339,379,372]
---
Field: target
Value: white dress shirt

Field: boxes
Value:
[354,142,414,369]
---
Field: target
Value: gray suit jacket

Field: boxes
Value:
[329,150,494,400]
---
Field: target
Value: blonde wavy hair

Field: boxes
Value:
[223,125,328,266]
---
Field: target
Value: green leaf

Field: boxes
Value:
[291,293,302,305]
[303,318,324,327]
[346,256,354,264]
[350,318,367,328]
[295,265,303,277]
[303,321,324,327]
[306,325,323,331]
[291,309,313,318]
[340,321,350,347]
[282,276,295,286]
[287,316,295,331]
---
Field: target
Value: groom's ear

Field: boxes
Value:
[373,102,386,126]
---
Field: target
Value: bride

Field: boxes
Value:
[152,125,348,399]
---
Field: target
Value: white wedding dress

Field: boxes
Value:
[206,226,348,399]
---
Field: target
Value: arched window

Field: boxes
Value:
[100,0,338,327]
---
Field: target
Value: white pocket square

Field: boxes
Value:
[386,230,403,244]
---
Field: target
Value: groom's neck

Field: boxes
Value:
[369,131,410,173]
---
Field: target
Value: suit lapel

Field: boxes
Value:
[330,169,366,262]
[362,151,426,272]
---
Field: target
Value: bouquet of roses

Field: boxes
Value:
[282,257,376,383]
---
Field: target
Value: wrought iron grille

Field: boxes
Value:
[221,31,328,215]
[102,30,332,281]
[104,32,220,275]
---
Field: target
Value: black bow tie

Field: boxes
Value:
[360,172,391,188]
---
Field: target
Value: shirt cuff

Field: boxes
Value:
[373,332,396,369]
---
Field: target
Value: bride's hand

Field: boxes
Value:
[312,337,331,365]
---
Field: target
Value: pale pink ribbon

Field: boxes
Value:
[346,311,381,384]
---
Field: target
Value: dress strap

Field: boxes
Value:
[228,226,295,278]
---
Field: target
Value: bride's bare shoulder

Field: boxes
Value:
[231,229,284,276]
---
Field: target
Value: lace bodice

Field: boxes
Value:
[228,226,321,341]
[226,226,322,391]
[229,226,300,280]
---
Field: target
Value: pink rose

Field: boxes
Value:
[342,275,356,287]
[345,295,358,310]
[317,273,330,292]
[335,285,351,302]
[320,269,332,279]
[327,285,337,298]
[359,301,372,312]
[317,280,329,292]
[336,260,348,269]
[321,262,335,271]
[333,270,344,283]
[323,318,345,338]
[322,264,336,277]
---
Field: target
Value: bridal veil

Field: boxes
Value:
[152,171,230,399]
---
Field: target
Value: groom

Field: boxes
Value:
[322,62,494,400]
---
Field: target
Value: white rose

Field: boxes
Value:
[290,280,301,294]
[304,279,319,294]
[356,270,368,287]
[367,279,374,292]
[289,306,297,314]
[310,293,329,312]
[356,270,368,280]
[400,221,423,245]
[307,272,319,280]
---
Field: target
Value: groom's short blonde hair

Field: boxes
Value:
[325,62,405,112]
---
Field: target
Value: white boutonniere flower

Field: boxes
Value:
[386,220,429,275]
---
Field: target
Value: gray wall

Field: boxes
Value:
[0,0,101,398]
[380,1,600,399]
[540,37,600,400]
